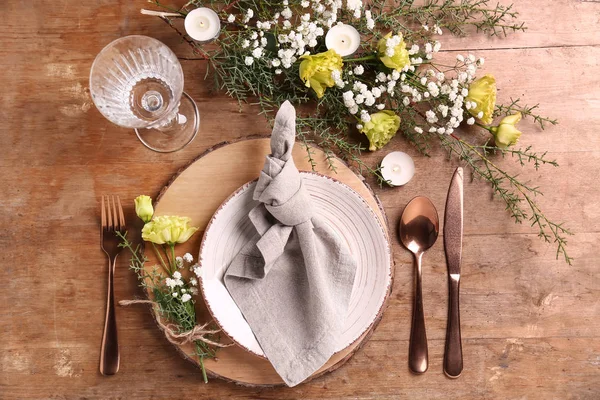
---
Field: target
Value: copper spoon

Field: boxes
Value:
[399,196,440,374]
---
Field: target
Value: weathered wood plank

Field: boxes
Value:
[1,0,599,398]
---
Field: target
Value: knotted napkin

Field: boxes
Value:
[224,101,358,387]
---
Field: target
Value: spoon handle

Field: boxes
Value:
[409,253,428,374]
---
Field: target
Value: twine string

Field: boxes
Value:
[119,299,233,348]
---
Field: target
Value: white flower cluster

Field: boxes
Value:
[337,35,482,134]
[411,53,483,135]
[384,34,403,57]
[345,0,363,18]
[423,24,443,35]
[164,253,199,302]
[342,79,384,120]
[239,0,373,72]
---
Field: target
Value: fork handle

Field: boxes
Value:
[444,275,463,378]
[100,256,120,375]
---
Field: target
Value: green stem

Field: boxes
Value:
[170,244,177,273]
[474,121,493,132]
[344,55,378,62]
[199,355,208,383]
[151,243,170,276]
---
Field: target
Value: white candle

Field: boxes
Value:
[380,151,415,186]
[325,24,361,57]
[184,8,221,42]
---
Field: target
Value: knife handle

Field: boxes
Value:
[409,253,428,374]
[444,275,463,378]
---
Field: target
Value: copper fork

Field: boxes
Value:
[100,195,125,376]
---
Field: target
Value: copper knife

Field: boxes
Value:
[443,167,464,378]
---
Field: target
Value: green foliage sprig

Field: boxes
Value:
[145,0,572,263]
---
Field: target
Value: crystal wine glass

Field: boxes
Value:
[90,35,199,153]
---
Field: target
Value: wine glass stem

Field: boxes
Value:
[141,91,164,112]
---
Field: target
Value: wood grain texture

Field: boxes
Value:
[1,0,599,399]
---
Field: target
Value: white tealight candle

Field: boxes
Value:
[380,151,415,187]
[325,24,361,57]
[184,8,221,42]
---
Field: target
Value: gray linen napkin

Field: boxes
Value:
[224,101,358,387]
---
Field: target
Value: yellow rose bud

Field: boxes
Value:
[299,49,343,98]
[466,74,496,125]
[377,32,410,71]
[490,112,522,149]
[141,215,199,245]
[359,110,401,151]
[134,195,154,223]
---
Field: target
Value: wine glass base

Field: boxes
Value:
[134,92,199,153]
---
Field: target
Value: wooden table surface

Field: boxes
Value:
[1,1,599,399]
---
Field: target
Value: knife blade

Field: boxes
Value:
[443,167,464,378]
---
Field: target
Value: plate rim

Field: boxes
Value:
[198,170,393,360]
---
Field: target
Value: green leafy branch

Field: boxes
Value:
[116,232,219,383]
[495,97,559,130]
[144,0,571,263]
[438,136,572,264]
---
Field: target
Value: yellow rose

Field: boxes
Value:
[466,74,496,125]
[490,112,522,149]
[142,215,199,245]
[377,32,410,71]
[360,111,401,151]
[134,195,154,223]
[299,49,343,98]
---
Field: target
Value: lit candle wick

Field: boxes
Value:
[392,166,400,173]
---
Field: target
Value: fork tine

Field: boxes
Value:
[106,195,113,231]
[116,196,125,231]
[101,195,107,229]
[111,195,118,231]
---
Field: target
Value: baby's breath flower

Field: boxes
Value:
[183,253,193,263]
[227,14,235,23]
[252,47,263,58]
[378,32,410,71]
[181,293,192,303]
[360,110,371,123]
[192,266,203,279]
[244,56,254,66]
[281,7,293,19]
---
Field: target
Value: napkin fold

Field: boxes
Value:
[224,101,358,386]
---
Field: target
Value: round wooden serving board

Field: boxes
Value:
[146,137,393,386]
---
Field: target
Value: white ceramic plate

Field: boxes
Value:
[199,172,392,358]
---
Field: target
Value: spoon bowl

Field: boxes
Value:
[399,196,439,374]
[400,197,440,255]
